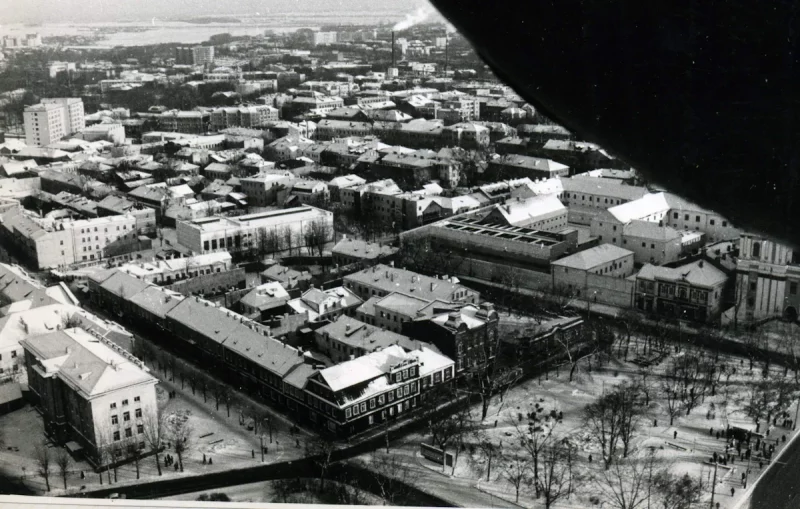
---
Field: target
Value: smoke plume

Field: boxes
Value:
[392,6,434,31]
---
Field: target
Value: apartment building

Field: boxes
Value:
[634,260,728,323]
[0,207,138,269]
[315,316,422,364]
[209,106,280,131]
[24,98,85,147]
[558,178,649,225]
[158,110,209,134]
[344,264,480,305]
[192,46,215,66]
[551,244,636,294]
[240,172,295,207]
[22,327,158,466]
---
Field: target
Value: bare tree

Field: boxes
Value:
[661,367,684,426]
[584,389,624,469]
[593,453,658,509]
[282,226,295,256]
[502,454,530,503]
[305,436,337,492]
[369,452,421,505]
[34,442,52,492]
[54,448,71,490]
[516,419,557,497]
[220,385,233,417]
[652,471,705,509]
[617,382,646,458]
[539,440,579,509]
[304,219,332,257]
[141,408,166,476]
[473,430,503,481]
[167,410,192,472]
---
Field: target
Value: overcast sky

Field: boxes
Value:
[0,0,433,24]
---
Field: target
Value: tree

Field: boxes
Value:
[369,452,421,505]
[54,448,71,490]
[305,219,332,258]
[661,367,684,426]
[271,477,305,503]
[652,471,704,509]
[305,436,337,491]
[282,226,296,256]
[584,389,624,469]
[516,419,556,497]
[617,382,646,458]
[473,431,503,482]
[141,408,166,477]
[502,454,530,503]
[539,440,579,509]
[593,453,658,509]
[167,410,192,472]
[34,442,52,492]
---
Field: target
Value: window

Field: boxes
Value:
[684,214,689,220]
[123,411,130,422]
[11,351,16,358]
[378,395,385,405]
[360,402,367,413]
[752,242,761,257]
[134,396,140,402]
[396,388,403,398]
[135,409,142,418]
[723,221,728,227]
[696,215,700,222]
[370,399,376,409]
[113,431,120,441]
[110,402,117,409]
[111,415,118,425]
[673,212,678,219]
[710,219,715,225]
[346,408,352,418]
[388,392,394,402]
[122,399,129,406]
[792,282,798,295]
[137,424,144,434]
[404,385,410,396]
[410,366,416,376]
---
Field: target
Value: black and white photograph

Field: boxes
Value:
[0,1,796,508]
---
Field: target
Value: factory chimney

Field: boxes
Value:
[392,31,396,67]
[444,32,449,76]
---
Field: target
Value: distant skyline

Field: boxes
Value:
[0,0,437,25]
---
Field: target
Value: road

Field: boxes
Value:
[747,430,800,509]
[163,480,274,503]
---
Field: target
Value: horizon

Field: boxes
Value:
[0,0,436,25]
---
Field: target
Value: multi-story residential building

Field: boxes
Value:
[482,195,568,231]
[589,192,672,244]
[440,122,491,149]
[192,46,215,66]
[238,282,290,320]
[0,207,139,269]
[340,179,403,225]
[734,234,800,323]
[79,123,125,145]
[315,120,374,140]
[314,316,422,364]
[287,286,362,323]
[209,106,280,131]
[373,119,444,150]
[282,94,344,119]
[312,31,338,46]
[332,238,398,267]
[175,206,334,255]
[303,345,422,435]
[289,180,329,205]
[344,264,480,305]
[403,302,499,375]
[551,244,636,294]
[96,195,157,236]
[662,193,740,243]
[239,172,295,207]
[235,80,278,96]
[328,174,366,202]
[620,220,683,265]
[557,177,649,225]
[21,327,158,467]
[157,110,209,134]
[24,98,85,147]
[115,252,233,285]
[487,154,570,181]
[260,264,313,290]
[634,260,728,323]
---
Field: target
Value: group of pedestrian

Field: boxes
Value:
[164,453,177,469]
[167,390,177,399]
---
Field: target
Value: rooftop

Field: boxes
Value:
[344,264,475,304]
[332,238,398,261]
[637,260,727,288]
[552,244,634,270]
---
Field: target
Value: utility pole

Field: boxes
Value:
[709,460,718,509]
[260,434,264,462]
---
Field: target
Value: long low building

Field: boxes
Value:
[175,205,334,255]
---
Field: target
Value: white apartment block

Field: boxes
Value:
[176,206,334,255]
[240,172,295,207]
[209,105,280,131]
[24,98,85,147]
[192,46,215,66]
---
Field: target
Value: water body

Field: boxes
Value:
[0,10,432,47]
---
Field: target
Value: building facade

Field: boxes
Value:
[24,98,85,147]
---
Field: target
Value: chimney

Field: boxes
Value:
[346,323,351,332]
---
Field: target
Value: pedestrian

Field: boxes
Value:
[208,457,212,465]
[674,430,678,440]
[251,449,255,458]
[710,427,714,436]
[784,435,788,443]
[588,454,593,463]
[80,471,85,480]
[654,419,658,427]
[731,487,735,497]
[174,463,179,471]
[759,460,763,469]
[742,472,746,482]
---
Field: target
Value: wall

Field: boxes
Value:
[0,177,40,199]
[584,273,635,308]
[621,234,682,265]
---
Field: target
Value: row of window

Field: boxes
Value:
[345,381,417,419]
[110,408,142,424]
[112,424,144,441]
[0,350,18,361]
[109,396,140,409]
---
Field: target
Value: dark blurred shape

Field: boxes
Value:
[430,0,800,247]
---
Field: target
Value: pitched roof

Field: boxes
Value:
[552,244,634,270]
[562,178,649,201]
[607,192,670,223]
[332,238,397,260]
[98,270,149,300]
[128,285,184,319]
[484,195,565,226]
[637,260,727,288]
[344,264,474,304]
[316,315,421,354]
[317,344,410,392]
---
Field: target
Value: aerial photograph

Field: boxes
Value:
[0,1,795,508]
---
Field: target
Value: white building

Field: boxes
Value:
[193,46,215,66]
[176,206,334,255]
[24,98,85,147]
[79,123,125,145]
[482,194,567,231]
[22,326,158,466]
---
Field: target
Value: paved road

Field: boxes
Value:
[747,431,800,509]
[163,480,274,503]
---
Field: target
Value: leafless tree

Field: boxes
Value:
[652,470,705,509]
[593,452,659,509]
[617,383,647,458]
[368,452,421,505]
[516,419,557,497]
[54,447,71,490]
[304,219,332,257]
[141,408,166,476]
[282,226,295,256]
[34,442,52,492]
[661,367,684,426]
[584,389,624,469]
[220,385,233,417]
[167,409,192,472]
[539,439,579,509]
[472,430,503,481]
[305,436,337,492]
[502,454,530,503]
